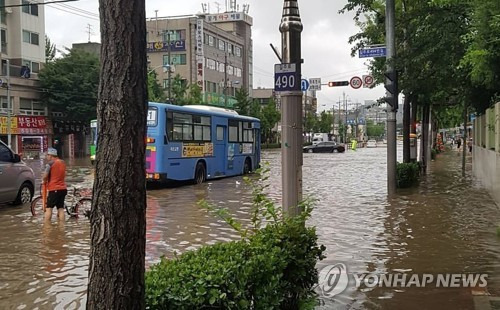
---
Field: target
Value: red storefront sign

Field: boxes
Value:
[17,116,52,135]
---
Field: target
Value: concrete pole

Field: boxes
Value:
[279,0,303,217]
[6,59,11,149]
[224,53,228,107]
[167,31,172,101]
[386,0,397,194]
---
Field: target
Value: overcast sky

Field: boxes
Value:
[45,0,386,111]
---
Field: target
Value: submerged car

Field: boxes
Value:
[303,141,345,153]
[0,140,35,205]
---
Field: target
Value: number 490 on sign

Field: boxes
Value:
[274,73,297,92]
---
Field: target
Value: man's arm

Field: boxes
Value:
[42,163,52,183]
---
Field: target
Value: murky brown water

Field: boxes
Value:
[0,148,499,309]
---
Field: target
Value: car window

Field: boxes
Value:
[317,142,326,146]
[0,143,12,162]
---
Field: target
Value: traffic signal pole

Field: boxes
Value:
[385,0,397,195]
[280,0,303,216]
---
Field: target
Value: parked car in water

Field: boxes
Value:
[0,140,35,205]
[303,141,345,153]
[366,140,377,148]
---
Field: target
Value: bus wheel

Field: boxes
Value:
[194,162,206,184]
[243,158,251,174]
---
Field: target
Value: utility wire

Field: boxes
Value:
[0,0,78,8]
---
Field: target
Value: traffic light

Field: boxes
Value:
[328,81,349,87]
[384,71,398,111]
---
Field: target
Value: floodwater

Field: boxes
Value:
[0,148,499,309]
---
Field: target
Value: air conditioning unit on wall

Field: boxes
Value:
[5,8,13,14]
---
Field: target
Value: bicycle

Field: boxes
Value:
[31,184,92,218]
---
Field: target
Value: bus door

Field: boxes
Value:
[214,125,227,177]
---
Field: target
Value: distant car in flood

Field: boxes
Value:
[366,140,377,148]
[303,141,345,153]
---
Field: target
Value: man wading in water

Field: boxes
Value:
[43,147,67,222]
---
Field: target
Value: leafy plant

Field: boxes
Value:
[396,162,421,188]
[145,165,326,309]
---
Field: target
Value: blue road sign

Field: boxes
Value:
[359,47,387,58]
[274,63,299,92]
[301,79,310,91]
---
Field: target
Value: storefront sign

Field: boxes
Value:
[0,116,18,134]
[196,18,205,92]
[52,120,87,134]
[0,116,52,135]
[206,13,253,25]
[147,40,186,52]
[182,143,213,158]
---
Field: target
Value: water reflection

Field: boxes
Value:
[0,149,498,309]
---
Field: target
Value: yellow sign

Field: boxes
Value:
[182,143,213,158]
[0,116,18,134]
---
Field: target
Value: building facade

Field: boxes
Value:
[146,11,253,108]
[0,0,49,155]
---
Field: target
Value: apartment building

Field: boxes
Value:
[146,10,253,108]
[0,0,49,155]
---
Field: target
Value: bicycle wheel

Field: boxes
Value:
[74,198,92,218]
[31,196,44,216]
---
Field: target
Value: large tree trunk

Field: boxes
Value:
[87,1,148,309]
[403,94,411,163]
[420,104,430,174]
[462,103,468,176]
[411,97,418,135]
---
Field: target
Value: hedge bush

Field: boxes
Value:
[145,166,326,309]
[396,162,421,188]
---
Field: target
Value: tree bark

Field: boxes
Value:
[87,0,147,309]
[420,104,430,174]
[403,94,411,163]
[411,97,417,135]
[462,103,468,176]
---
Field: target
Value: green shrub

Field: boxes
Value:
[431,148,438,160]
[145,165,326,309]
[397,162,421,188]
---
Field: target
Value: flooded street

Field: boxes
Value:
[1,148,499,309]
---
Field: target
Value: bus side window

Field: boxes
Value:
[217,126,224,141]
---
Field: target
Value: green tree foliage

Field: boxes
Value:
[45,36,56,63]
[38,48,99,121]
[260,97,281,144]
[186,84,203,105]
[170,74,188,105]
[304,112,318,134]
[366,120,385,138]
[147,71,166,102]
[317,111,333,133]
[234,88,253,115]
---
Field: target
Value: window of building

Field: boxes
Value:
[167,111,211,142]
[218,62,225,73]
[208,36,214,46]
[206,58,216,70]
[163,30,185,42]
[163,54,186,65]
[235,68,242,77]
[1,29,6,54]
[235,46,241,57]
[227,43,233,55]
[0,0,6,25]
[0,96,12,112]
[218,39,225,51]
[227,65,234,76]
[22,30,39,45]
[22,0,38,16]
[20,98,45,115]
[22,59,39,73]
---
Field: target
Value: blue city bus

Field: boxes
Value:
[146,102,261,184]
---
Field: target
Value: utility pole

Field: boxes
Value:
[6,59,11,150]
[343,92,347,144]
[279,0,303,217]
[224,53,228,107]
[166,29,172,102]
[385,0,398,194]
